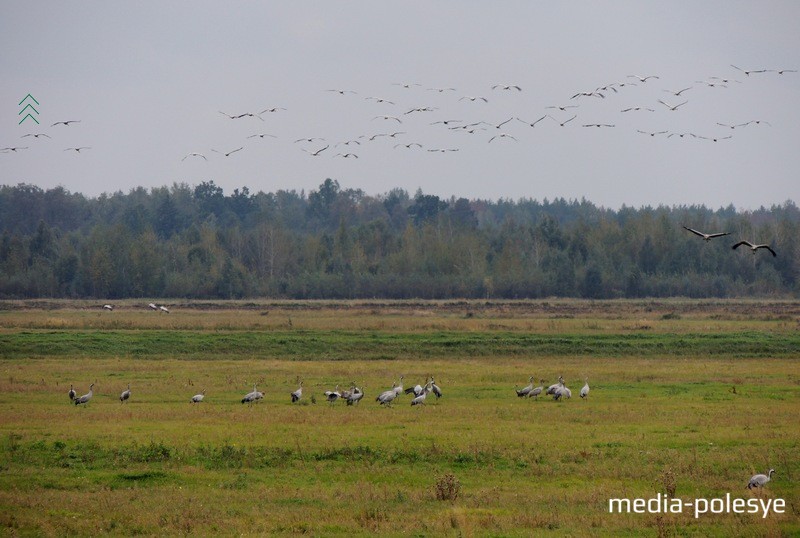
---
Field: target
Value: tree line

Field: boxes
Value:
[0,180,796,299]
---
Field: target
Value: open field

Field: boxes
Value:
[0,300,798,536]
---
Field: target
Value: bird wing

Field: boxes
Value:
[732,241,753,250]
[682,226,706,238]
[758,245,777,257]
[705,232,730,238]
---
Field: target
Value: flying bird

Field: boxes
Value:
[64,147,91,152]
[693,134,732,142]
[211,147,243,157]
[551,115,577,127]
[637,130,668,137]
[294,137,325,143]
[393,82,421,88]
[181,152,207,161]
[621,107,654,112]
[430,120,462,126]
[373,115,402,123]
[427,148,459,153]
[51,120,81,126]
[427,87,456,93]
[627,74,659,82]
[732,241,776,257]
[365,97,395,104]
[247,133,278,139]
[657,100,688,111]
[1,147,28,152]
[21,133,51,139]
[516,115,548,127]
[302,145,329,156]
[682,226,730,241]
[730,65,769,76]
[394,143,423,149]
[571,91,604,100]
[260,107,286,114]
[663,87,693,96]
[219,111,263,121]
[546,105,578,111]
[327,89,357,94]
[459,96,488,103]
[492,84,522,91]
[334,153,358,158]
[404,107,438,115]
[481,117,514,129]
[774,69,797,75]
[582,123,615,128]
[488,133,518,142]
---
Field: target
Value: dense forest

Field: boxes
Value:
[0,180,797,299]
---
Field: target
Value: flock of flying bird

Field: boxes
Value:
[165,64,796,163]
[2,119,90,154]
[682,226,777,256]
[4,64,794,175]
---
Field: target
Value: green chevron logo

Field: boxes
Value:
[18,94,40,125]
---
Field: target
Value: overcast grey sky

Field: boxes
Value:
[1,1,798,209]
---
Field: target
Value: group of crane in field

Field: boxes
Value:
[515,375,589,401]
[66,375,445,408]
[67,374,594,408]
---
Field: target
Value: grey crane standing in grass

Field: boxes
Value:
[546,376,564,396]
[68,384,76,401]
[291,381,303,403]
[241,384,260,404]
[346,384,364,405]
[191,390,205,403]
[528,380,545,399]
[580,378,590,399]
[430,377,442,399]
[516,376,535,397]
[393,376,405,397]
[376,380,400,406]
[120,384,131,403]
[747,469,775,490]
[74,383,94,406]
[553,379,572,401]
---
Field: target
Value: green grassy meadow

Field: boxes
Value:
[0,300,798,536]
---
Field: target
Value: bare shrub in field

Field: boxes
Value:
[661,467,677,498]
[435,473,461,501]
